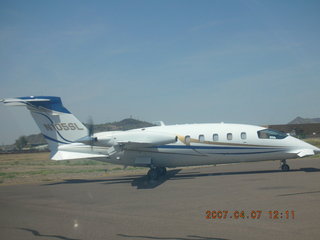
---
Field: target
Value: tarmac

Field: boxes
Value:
[1,158,320,240]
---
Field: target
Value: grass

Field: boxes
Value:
[304,138,320,148]
[0,168,106,178]
[0,154,109,167]
[0,152,145,185]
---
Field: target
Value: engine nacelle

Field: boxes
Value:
[93,130,177,148]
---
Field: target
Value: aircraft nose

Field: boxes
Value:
[306,143,320,156]
[288,136,320,157]
[313,146,320,154]
[304,140,320,153]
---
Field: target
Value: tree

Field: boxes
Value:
[15,136,28,150]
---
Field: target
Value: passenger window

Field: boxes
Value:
[213,134,219,141]
[227,133,232,140]
[241,132,247,140]
[199,135,205,142]
[185,135,191,145]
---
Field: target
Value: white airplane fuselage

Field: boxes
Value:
[88,123,318,168]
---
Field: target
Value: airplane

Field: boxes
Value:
[1,96,320,180]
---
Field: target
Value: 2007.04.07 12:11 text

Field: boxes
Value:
[205,210,295,220]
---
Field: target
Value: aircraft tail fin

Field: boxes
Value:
[1,96,88,157]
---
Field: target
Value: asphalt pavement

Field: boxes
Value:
[1,158,320,240]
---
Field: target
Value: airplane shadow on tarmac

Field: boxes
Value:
[44,169,181,189]
[44,167,320,189]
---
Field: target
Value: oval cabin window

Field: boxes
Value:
[241,132,247,140]
[185,135,191,145]
[213,134,219,141]
[227,133,233,140]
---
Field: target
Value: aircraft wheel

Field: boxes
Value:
[147,168,159,180]
[281,164,290,172]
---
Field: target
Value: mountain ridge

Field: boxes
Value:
[288,117,320,124]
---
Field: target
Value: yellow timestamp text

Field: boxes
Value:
[205,210,295,220]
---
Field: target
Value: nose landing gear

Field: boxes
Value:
[147,167,167,180]
[280,159,290,171]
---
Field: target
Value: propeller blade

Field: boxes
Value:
[86,116,97,148]
[87,116,94,137]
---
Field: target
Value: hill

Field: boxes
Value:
[288,117,320,124]
[91,118,154,132]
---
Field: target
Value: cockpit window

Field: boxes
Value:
[257,129,287,139]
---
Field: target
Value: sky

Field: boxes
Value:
[1,0,320,144]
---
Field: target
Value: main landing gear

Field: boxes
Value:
[147,167,167,180]
[280,159,290,172]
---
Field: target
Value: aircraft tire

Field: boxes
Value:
[281,164,290,172]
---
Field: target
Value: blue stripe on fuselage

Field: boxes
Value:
[149,145,285,155]
[152,145,280,150]
[213,150,283,155]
